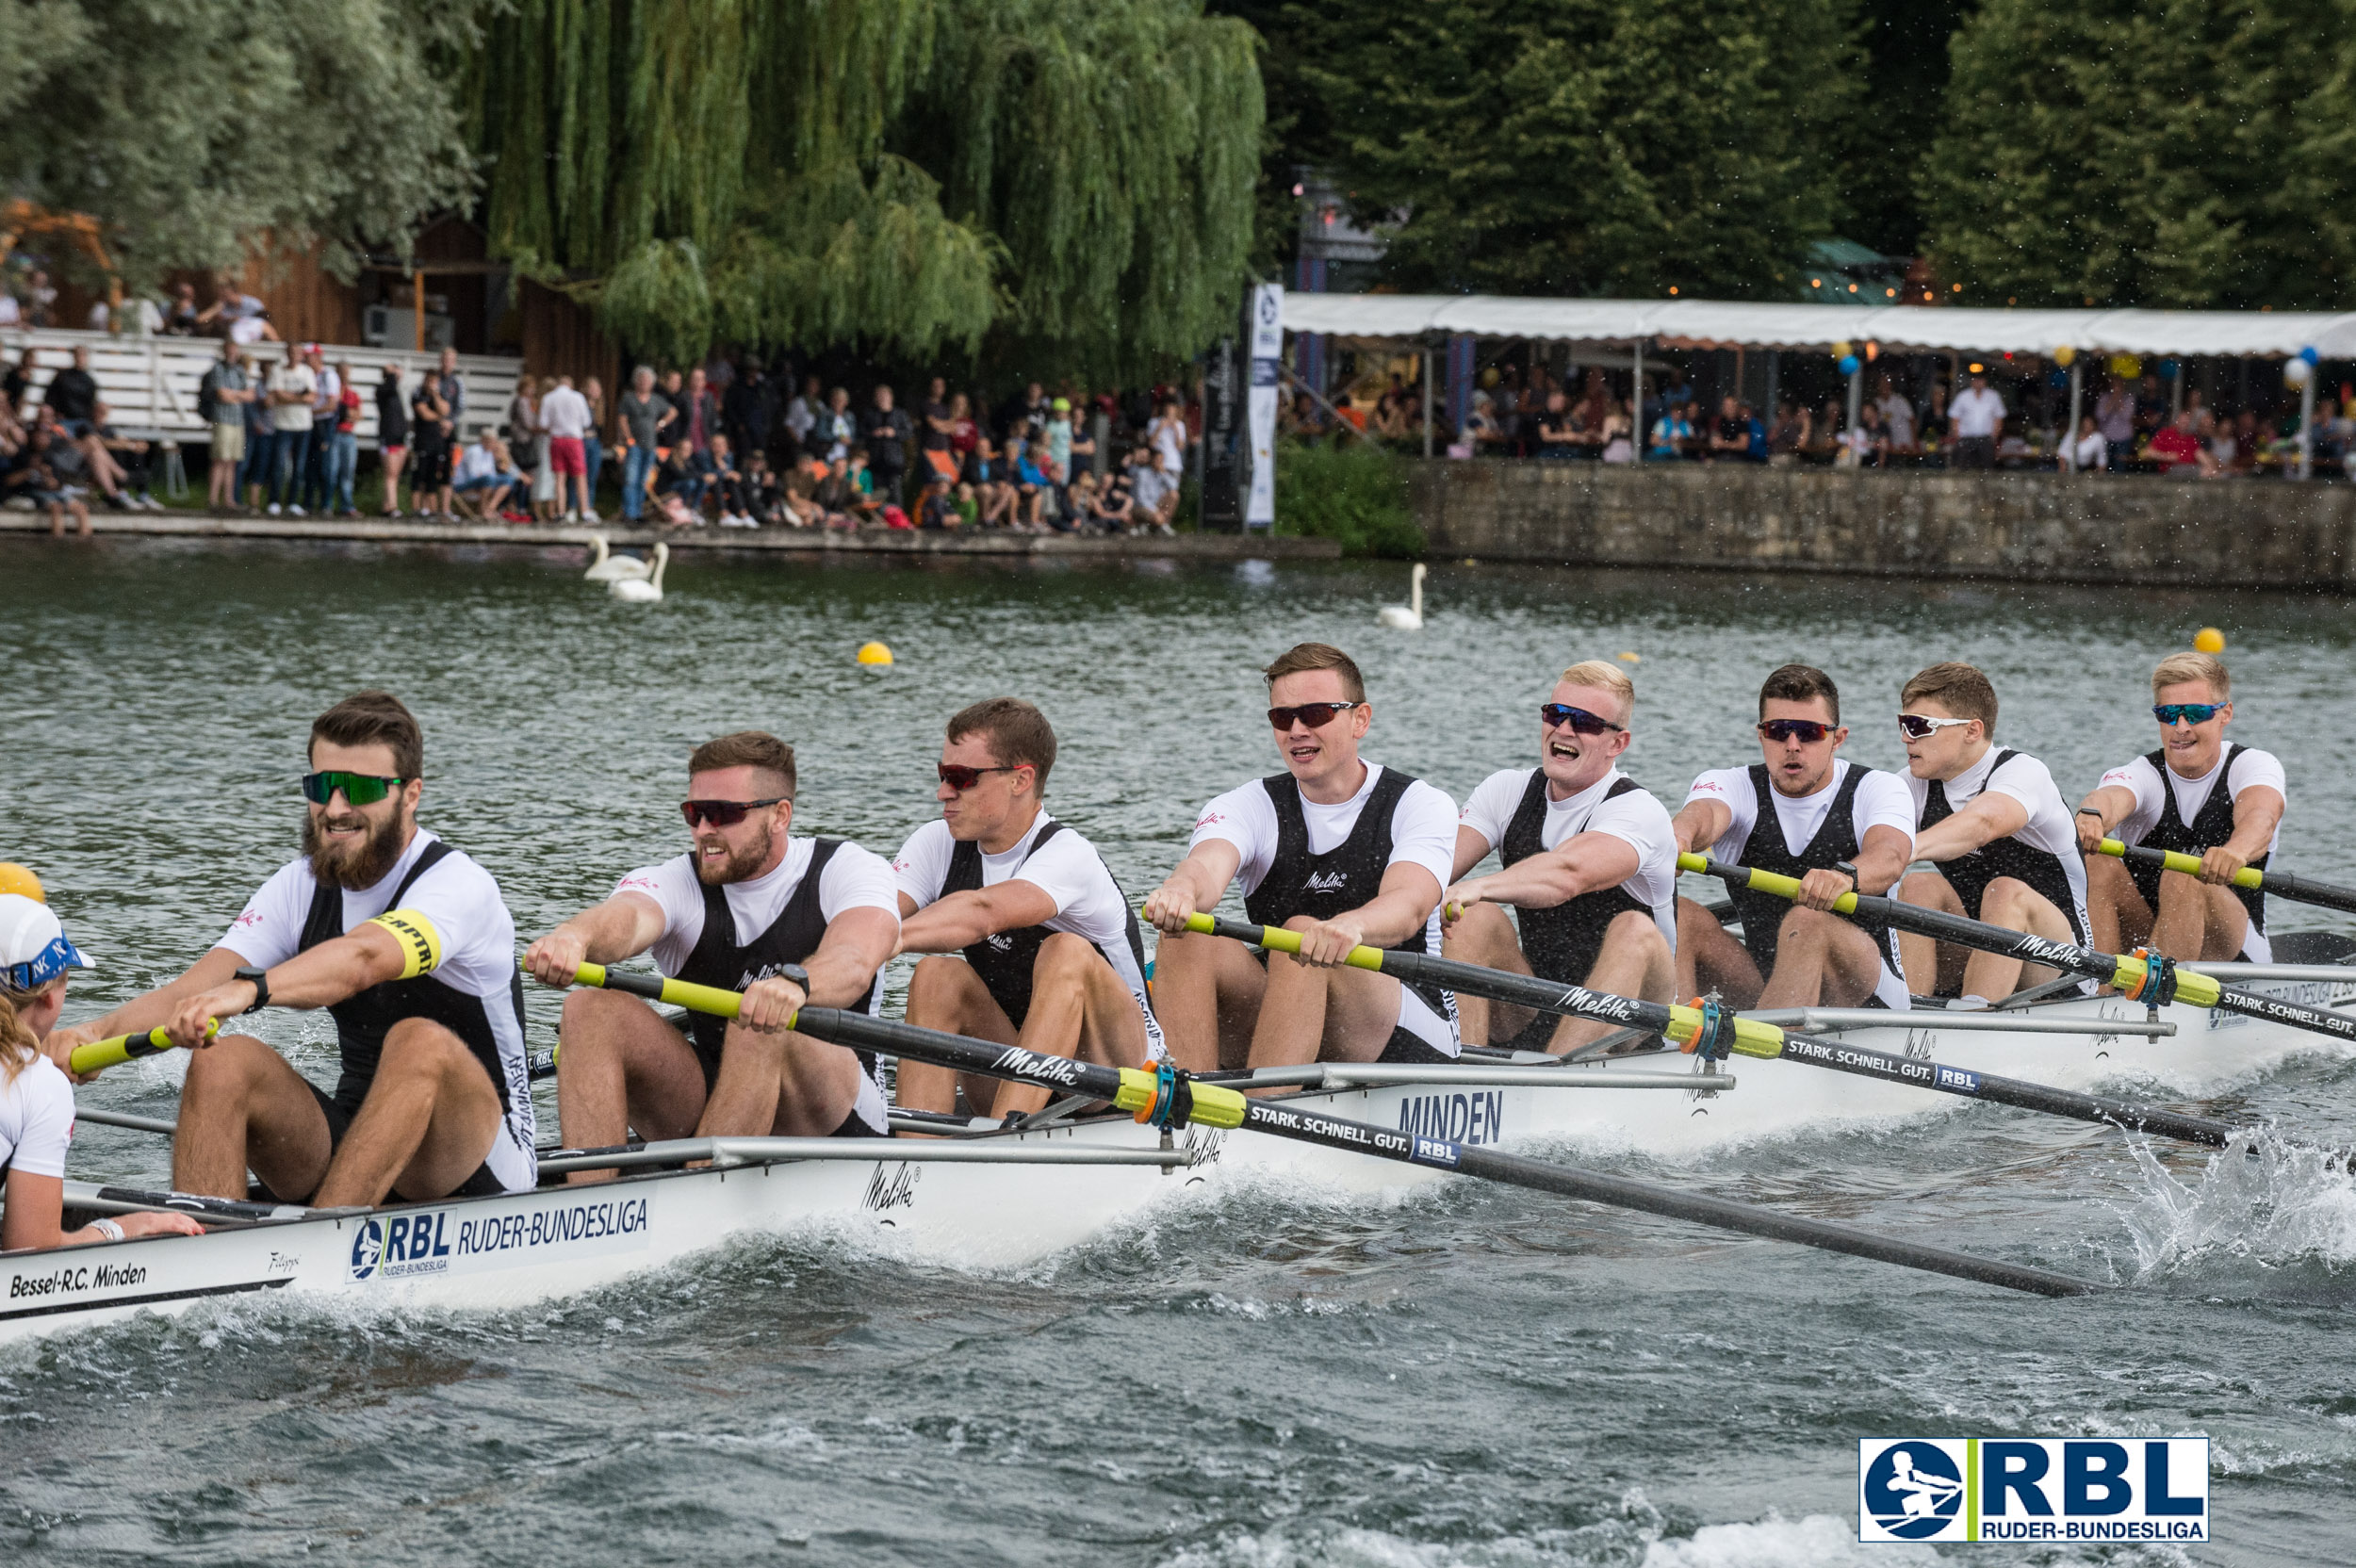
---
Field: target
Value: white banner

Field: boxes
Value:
[1246,283,1283,529]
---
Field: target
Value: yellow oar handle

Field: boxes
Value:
[69,1018,220,1076]
[1677,851,1860,914]
[2098,838,2264,891]
[1183,911,1387,972]
[569,960,748,1021]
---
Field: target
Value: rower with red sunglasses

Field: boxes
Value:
[1669,664,1915,1010]
[45,691,540,1207]
[1441,661,1677,1053]
[1894,662,2091,1003]
[2073,651,2283,964]
[1141,642,1462,1073]
[524,731,899,1176]
[890,698,1161,1122]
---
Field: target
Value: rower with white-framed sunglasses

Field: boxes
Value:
[1893,662,2093,1005]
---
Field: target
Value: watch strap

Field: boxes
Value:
[234,965,270,1014]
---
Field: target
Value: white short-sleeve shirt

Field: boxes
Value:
[893,812,1162,1057]
[1460,765,1680,950]
[0,1053,75,1180]
[2100,747,2284,860]
[1684,759,1915,867]
[616,836,899,989]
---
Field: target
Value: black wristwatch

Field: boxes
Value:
[772,964,810,991]
[1832,859,1859,886]
[234,966,270,1013]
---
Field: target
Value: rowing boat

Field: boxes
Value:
[10,956,2348,1346]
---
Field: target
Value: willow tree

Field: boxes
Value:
[472,0,1263,379]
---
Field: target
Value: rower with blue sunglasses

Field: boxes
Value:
[1441,661,1678,1054]
[2072,651,2284,964]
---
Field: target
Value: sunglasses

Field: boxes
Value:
[1897,713,1974,741]
[937,762,1021,791]
[680,796,788,828]
[1758,718,1834,743]
[2152,702,2225,726]
[302,771,404,806]
[1267,701,1360,730]
[1540,703,1624,735]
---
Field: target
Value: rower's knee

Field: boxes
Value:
[1032,931,1097,983]
[1603,908,1669,964]
[2154,867,2206,908]
[1775,905,1836,947]
[560,985,642,1041]
[1898,870,1952,908]
[379,1017,473,1080]
[1674,895,1724,939]
[1442,900,1514,959]
[181,1032,275,1092]
[2085,854,2134,899]
[908,954,977,1006]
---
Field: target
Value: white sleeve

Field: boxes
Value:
[1004,829,1104,917]
[1851,770,1918,850]
[614,857,708,952]
[1986,754,2058,814]
[1586,783,1677,863]
[1456,769,1533,855]
[1188,781,1278,894]
[817,841,904,923]
[219,862,314,970]
[891,821,956,911]
[2096,757,2165,843]
[7,1059,75,1179]
[1387,779,1461,892]
[2227,748,2287,802]
[1682,767,1758,849]
[398,856,516,990]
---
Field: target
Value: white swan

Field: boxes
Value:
[1378,563,1426,629]
[610,542,668,602]
[583,533,651,582]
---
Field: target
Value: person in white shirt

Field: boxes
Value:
[892,699,1161,1121]
[2069,414,2108,473]
[1895,663,2091,1001]
[1143,643,1460,1073]
[1875,382,1916,450]
[539,374,595,520]
[4,888,205,1250]
[1444,661,1677,1053]
[1670,665,1915,1010]
[2073,652,2284,964]
[265,352,317,514]
[526,732,899,1178]
[1950,372,2005,470]
[45,694,539,1206]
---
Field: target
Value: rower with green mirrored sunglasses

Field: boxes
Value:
[301,769,407,807]
[2073,649,2285,965]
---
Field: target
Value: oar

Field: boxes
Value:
[68,1019,220,1077]
[1181,914,2283,1157]
[1678,853,2356,1046]
[542,960,2101,1298]
[2099,838,2356,917]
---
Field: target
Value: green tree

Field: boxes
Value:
[1921,0,2348,308]
[473,0,1264,380]
[0,0,477,286]
[1226,0,1862,298]
[1837,0,1976,258]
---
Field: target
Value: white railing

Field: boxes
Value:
[0,327,524,449]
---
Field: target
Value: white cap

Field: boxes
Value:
[0,893,93,989]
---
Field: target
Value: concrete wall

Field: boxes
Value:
[1409,462,2356,589]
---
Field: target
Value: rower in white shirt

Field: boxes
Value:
[1894,662,2092,1001]
[1442,661,1677,1054]
[2073,651,2284,963]
[1670,664,1915,1009]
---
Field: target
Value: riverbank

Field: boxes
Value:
[0,512,1342,560]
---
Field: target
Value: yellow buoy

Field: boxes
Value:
[2193,627,2226,654]
[856,641,894,666]
[1616,651,1642,663]
[0,863,44,903]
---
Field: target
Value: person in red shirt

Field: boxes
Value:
[2145,410,2215,476]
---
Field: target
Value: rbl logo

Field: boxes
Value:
[1858,1438,2208,1544]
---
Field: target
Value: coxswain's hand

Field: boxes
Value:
[2198,846,2248,886]
[167,985,248,1050]
[1441,880,1488,927]
[1292,915,1365,969]
[1141,880,1197,935]
[112,1211,205,1239]
[1795,866,1855,911]
[524,928,589,988]
[41,1021,106,1085]
[739,974,807,1033]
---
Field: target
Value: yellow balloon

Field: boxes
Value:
[1616,651,1642,663]
[2193,627,2226,654]
[856,641,895,666]
[0,863,43,903]
[2053,345,2076,368]
[1830,340,1852,360]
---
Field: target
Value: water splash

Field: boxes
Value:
[2115,1131,2356,1288]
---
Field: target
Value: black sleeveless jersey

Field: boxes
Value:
[1919,750,2089,942]
[1498,770,1651,983]
[2127,743,2267,937]
[297,840,525,1117]
[674,839,877,1070]
[941,820,1152,1030]
[1727,763,1903,988]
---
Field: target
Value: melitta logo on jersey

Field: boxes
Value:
[1857,1438,2208,1544]
[1303,870,1348,892]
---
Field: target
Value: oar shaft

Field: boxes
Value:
[69,1019,218,1077]
[548,963,2100,1296]
[2100,838,2356,917]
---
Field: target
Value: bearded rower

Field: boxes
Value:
[525,732,898,1179]
[1442,661,1677,1053]
[45,693,538,1206]
[1894,662,2092,1001]
[1670,664,1914,1009]
[2074,651,2284,963]
[1142,642,1460,1072]
[892,698,1161,1120]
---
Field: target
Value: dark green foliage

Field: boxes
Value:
[1272,438,1424,558]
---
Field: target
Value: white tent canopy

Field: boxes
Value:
[1280,294,2356,359]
